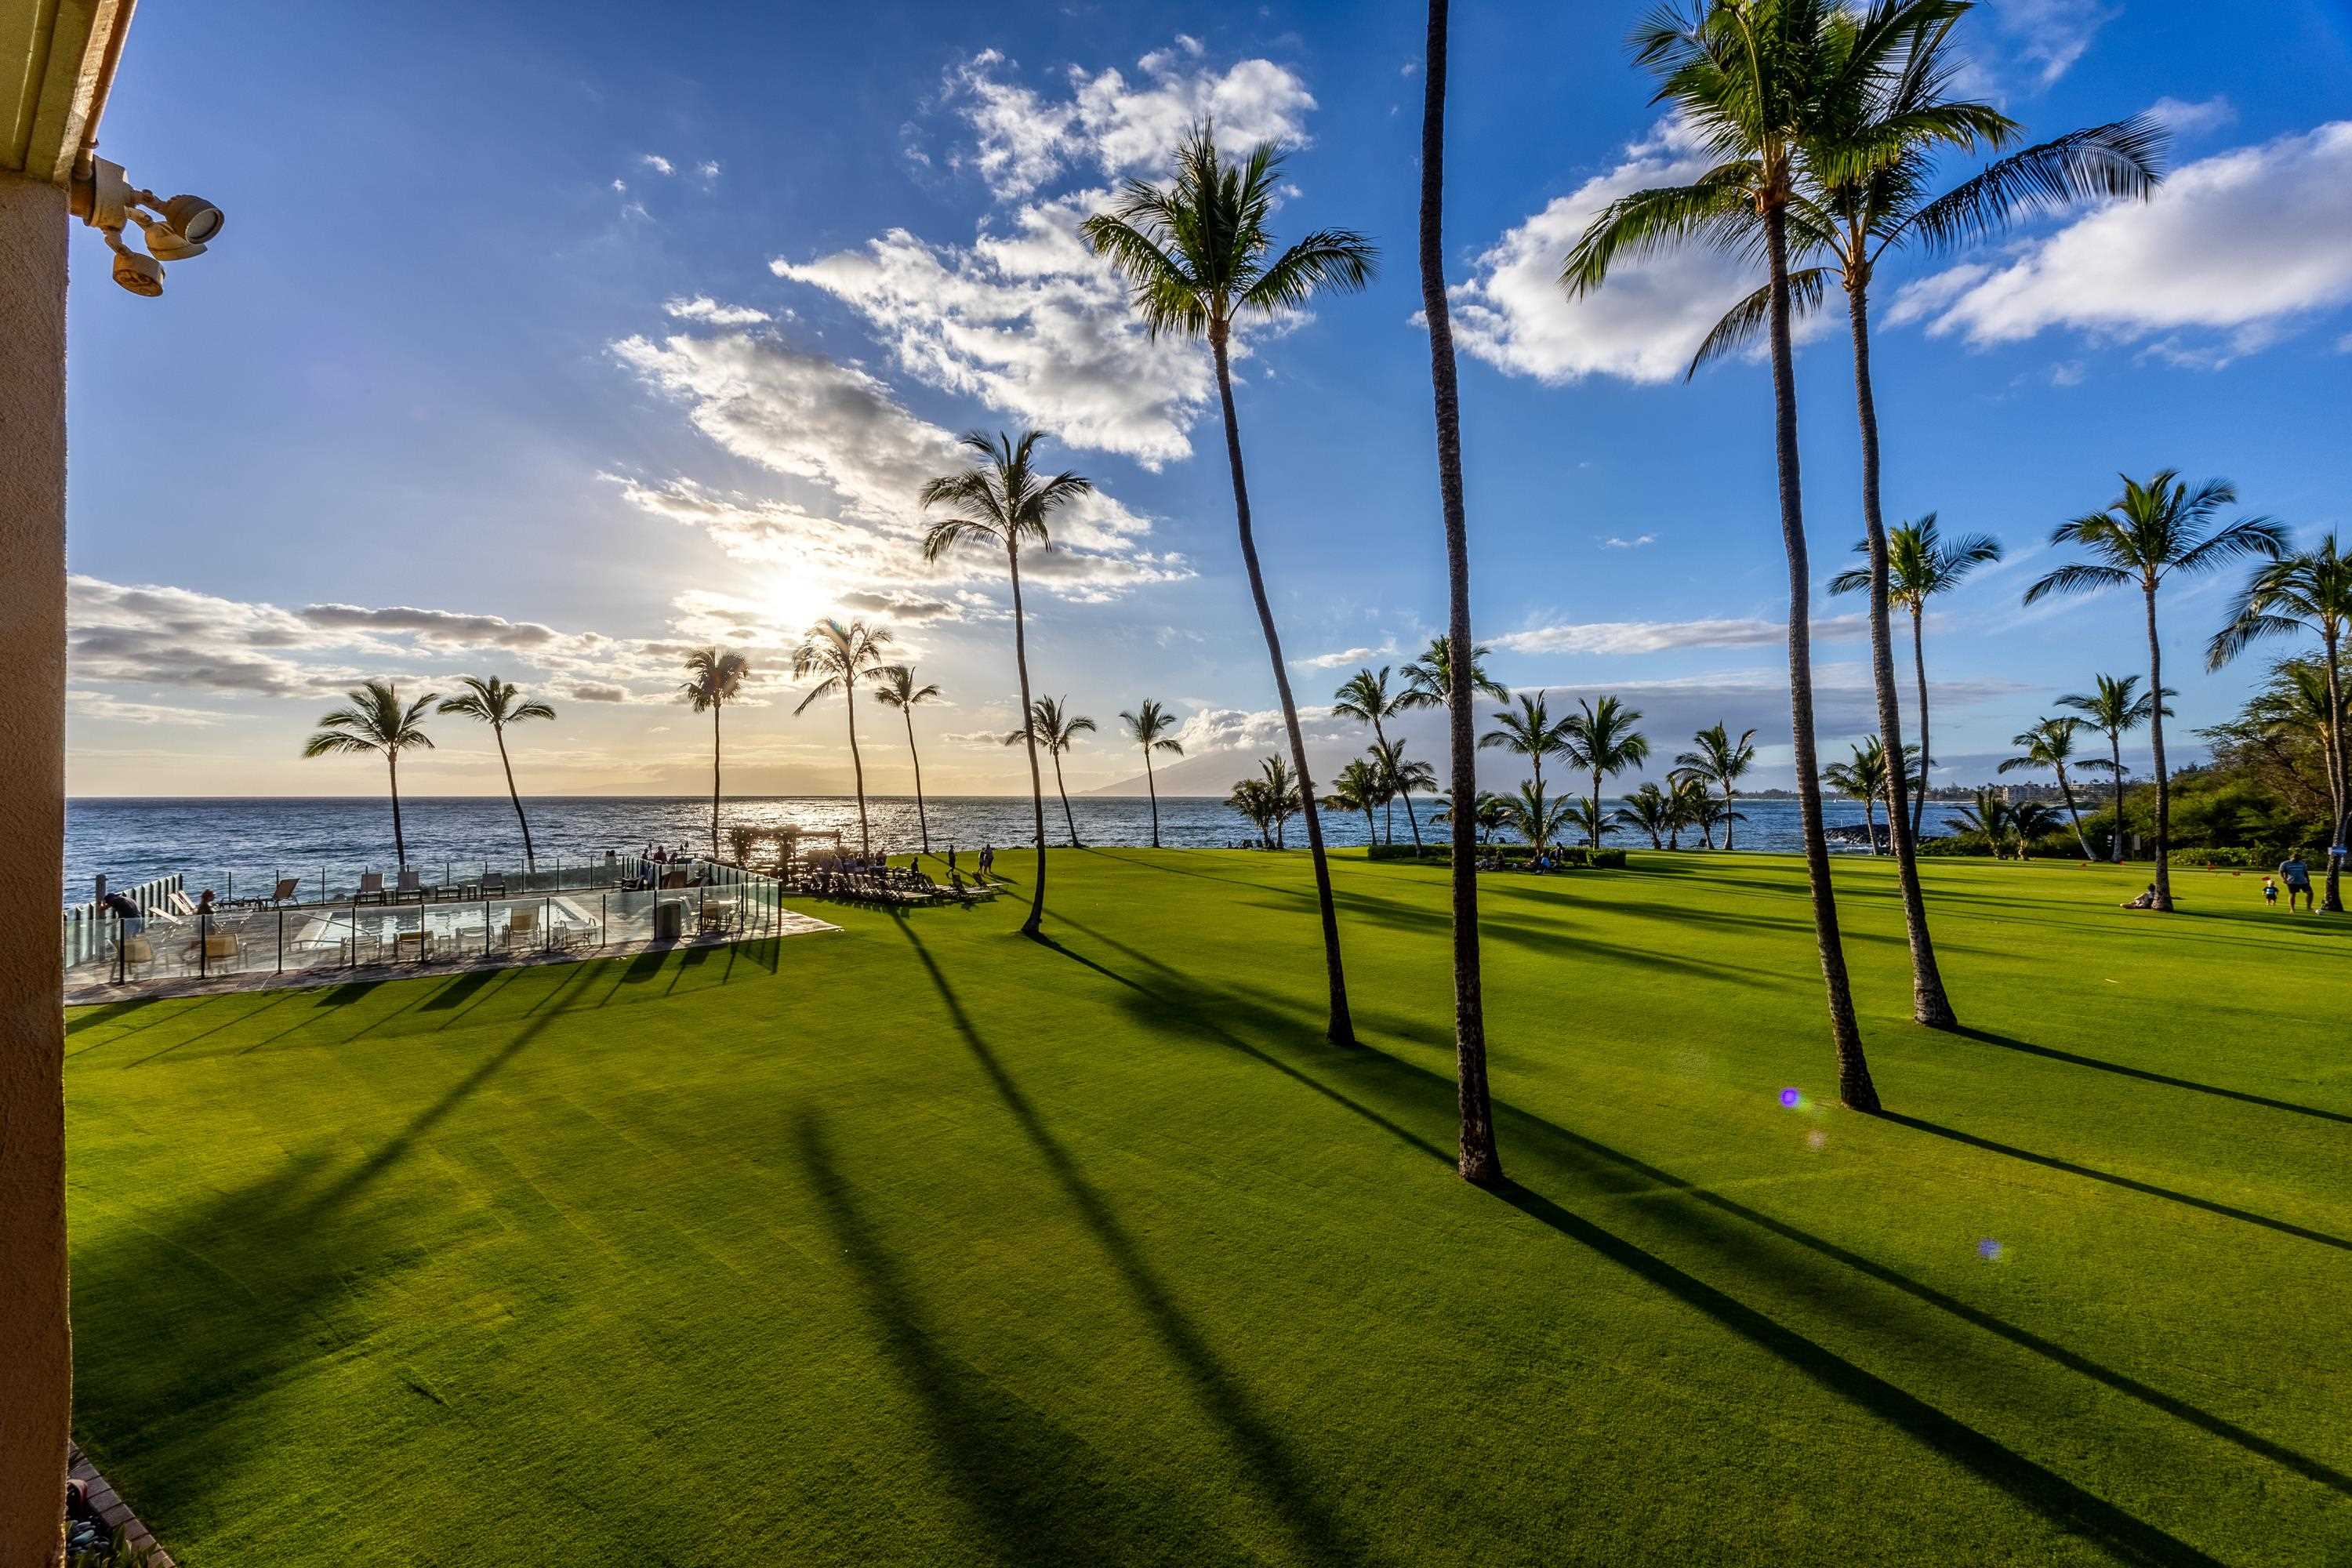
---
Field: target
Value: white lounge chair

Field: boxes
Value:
[500,904,540,949]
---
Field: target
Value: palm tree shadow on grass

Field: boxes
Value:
[791,1113,1247,1566]
[1031,920,2340,1529]
[1874,1111,2352,1254]
[1951,1027,2352,1126]
[884,912,1372,1566]
[76,993,586,1537]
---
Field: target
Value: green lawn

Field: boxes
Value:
[62,849,2352,1566]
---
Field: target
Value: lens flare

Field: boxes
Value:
[1806,1128,1828,1150]
[1977,1238,2004,1261]
[1779,1087,1802,1109]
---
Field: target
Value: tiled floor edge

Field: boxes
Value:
[67,1444,177,1567]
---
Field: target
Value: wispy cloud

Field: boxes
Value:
[1602,534,1657,550]
[663,295,771,325]
[1494,614,1865,656]
[638,153,676,176]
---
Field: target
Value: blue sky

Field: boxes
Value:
[61,0,2352,797]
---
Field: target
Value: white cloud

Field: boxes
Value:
[638,153,676,176]
[1987,0,2116,85]
[611,179,627,194]
[1171,703,1341,757]
[1291,644,1391,672]
[2147,96,2236,137]
[1493,614,1866,656]
[662,294,771,325]
[1602,534,1657,550]
[66,576,724,706]
[943,45,1315,201]
[1888,122,2352,361]
[67,689,225,727]
[1450,119,1825,386]
[607,330,1190,608]
[774,197,1214,466]
[697,160,722,181]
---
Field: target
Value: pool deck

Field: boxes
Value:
[64,910,840,1007]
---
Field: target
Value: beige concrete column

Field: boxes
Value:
[0,171,72,1568]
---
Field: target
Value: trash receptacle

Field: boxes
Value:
[654,899,684,942]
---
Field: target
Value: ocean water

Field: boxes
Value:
[61,793,1878,906]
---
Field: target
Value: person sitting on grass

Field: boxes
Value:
[2278,850,2314,913]
[2121,882,2158,909]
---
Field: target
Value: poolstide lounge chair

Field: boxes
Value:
[355,872,387,906]
[395,868,426,903]
[500,904,540,949]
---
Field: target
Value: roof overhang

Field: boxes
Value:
[5,0,136,186]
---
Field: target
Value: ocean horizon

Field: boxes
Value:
[64,793,1882,906]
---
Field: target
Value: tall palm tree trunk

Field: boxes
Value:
[902,711,931,857]
[1865,790,1879,855]
[2323,631,2346,913]
[2144,584,2173,910]
[388,752,408,867]
[844,684,870,860]
[1420,0,1498,1182]
[1007,545,1047,936]
[2107,732,2125,862]
[494,725,536,870]
[1210,326,1354,1047]
[1910,608,1932,838]
[1589,766,1602,848]
[1052,751,1080,846]
[1846,282,1957,1027]
[2056,766,2092,859]
[709,703,723,861]
[1143,746,1161,849]
[1723,786,1737,851]
[1765,205,1878,1111]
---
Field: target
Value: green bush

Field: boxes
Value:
[2167,845,2279,869]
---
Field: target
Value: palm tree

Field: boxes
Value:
[2009,801,2062,859]
[1118,699,1186,849]
[920,429,1093,938]
[1617,782,1675,849]
[303,679,437,866]
[1823,737,1891,854]
[1084,125,1374,1047]
[793,619,895,861]
[1944,787,2015,858]
[1434,789,1512,845]
[1504,779,1573,855]
[1704,12,2160,1026]
[1258,754,1303,850]
[1005,697,1094,848]
[1334,666,1423,848]
[2000,717,2097,859]
[1479,690,1571,802]
[2026,471,2286,909]
[1565,0,1905,1111]
[1371,738,1437,846]
[1676,724,1757,851]
[870,664,942,858]
[677,648,750,860]
[1668,771,1714,849]
[2209,534,2352,911]
[435,676,555,870]
[1227,775,1278,848]
[1421,0,1501,1187]
[1398,633,1509,713]
[1562,696,1650,848]
[1325,758,1385,844]
[2056,673,2162,862]
[1828,514,2005,833]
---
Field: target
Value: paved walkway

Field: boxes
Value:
[64,913,838,1007]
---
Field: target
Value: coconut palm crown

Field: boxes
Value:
[437,675,556,870]
[304,678,438,867]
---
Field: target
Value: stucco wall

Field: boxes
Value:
[0,171,71,1568]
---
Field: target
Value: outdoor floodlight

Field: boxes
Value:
[70,157,227,298]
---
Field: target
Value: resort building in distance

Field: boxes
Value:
[12,2,2351,1565]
